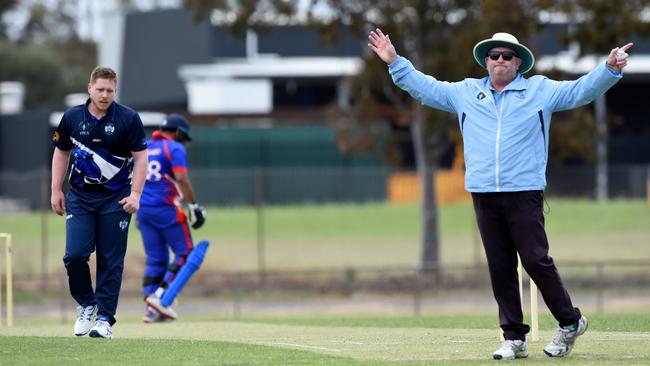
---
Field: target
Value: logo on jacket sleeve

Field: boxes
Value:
[52,131,60,143]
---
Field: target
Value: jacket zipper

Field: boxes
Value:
[471,83,504,192]
[494,97,505,192]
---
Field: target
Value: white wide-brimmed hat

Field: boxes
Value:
[473,32,535,74]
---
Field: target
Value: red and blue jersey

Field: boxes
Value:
[140,131,188,207]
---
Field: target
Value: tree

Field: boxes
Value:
[0,0,19,40]
[183,0,650,270]
[0,40,66,108]
[183,0,548,272]
[0,0,97,108]
[551,1,650,200]
[552,0,650,53]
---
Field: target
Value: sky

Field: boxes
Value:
[3,0,331,42]
[3,0,182,41]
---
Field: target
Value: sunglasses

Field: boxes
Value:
[487,50,520,61]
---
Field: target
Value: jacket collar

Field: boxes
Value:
[484,73,528,92]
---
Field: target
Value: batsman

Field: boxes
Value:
[136,114,209,323]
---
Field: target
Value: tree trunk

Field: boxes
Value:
[595,94,608,202]
[407,20,440,277]
[410,103,440,276]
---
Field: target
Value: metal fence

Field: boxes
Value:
[9,259,650,321]
[546,164,650,198]
[1,166,648,321]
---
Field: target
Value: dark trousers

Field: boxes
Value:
[63,187,131,325]
[472,191,580,341]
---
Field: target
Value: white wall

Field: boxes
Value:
[186,79,272,114]
[98,11,126,101]
[0,82,25,115]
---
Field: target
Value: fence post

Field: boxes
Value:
[232,274,242,320]
[343,268,356,296]
[646,168,650,205]
[60,272,68,324]
[413,273,422,317]
[472,213,482,266]
[40,166,49,291]
[594,94,608,202]
[596,262,605,313]
[255,168,266,283]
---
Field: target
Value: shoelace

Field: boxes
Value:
[551,327,574,345]
[96,320,111,334]
[500,340,513,350]
[499,340,520,351]
[78,306,94,321]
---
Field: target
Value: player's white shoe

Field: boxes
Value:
[492,339,528,360]
[146,295,178,320]
[73,304,97,336]
[544,315,588,357]
[89,316,113,339]
[143,305,173,323]
[143,305,160,323]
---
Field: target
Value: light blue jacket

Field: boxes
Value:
[389,56,622,192]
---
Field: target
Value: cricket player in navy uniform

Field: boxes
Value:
[136,114,208,323]
[51,66,147,339]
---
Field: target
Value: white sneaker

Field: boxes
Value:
[143,306,173,323]
[493,339,528,360]
[143,305,160,323]
[544,315,588,357]
[73,305,98,336]
[89,317,113,339]
[146,295,178,320]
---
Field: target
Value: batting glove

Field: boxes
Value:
[188,202,206,229]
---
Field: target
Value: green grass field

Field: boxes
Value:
[1,200,649,364]
[1,313,649,365]
[1,199,649,275]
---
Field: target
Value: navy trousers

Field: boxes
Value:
[63,186,132,325]
[471,191,581,341]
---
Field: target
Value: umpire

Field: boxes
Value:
[368,29,631,359]
[51,66,147,339]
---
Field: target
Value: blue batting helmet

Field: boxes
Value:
[161,114,192,141]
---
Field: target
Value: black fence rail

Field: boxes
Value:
[11,259,650,320]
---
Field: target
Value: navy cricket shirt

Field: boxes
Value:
[52,99,147,192]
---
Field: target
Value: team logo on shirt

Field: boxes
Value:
[79,121,90,135]
[119,218,129,230]
[516,91,526,99]
[476,92,486,100]
[104,123,115,135]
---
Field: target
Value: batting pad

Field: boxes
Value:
[161,240,210,307]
